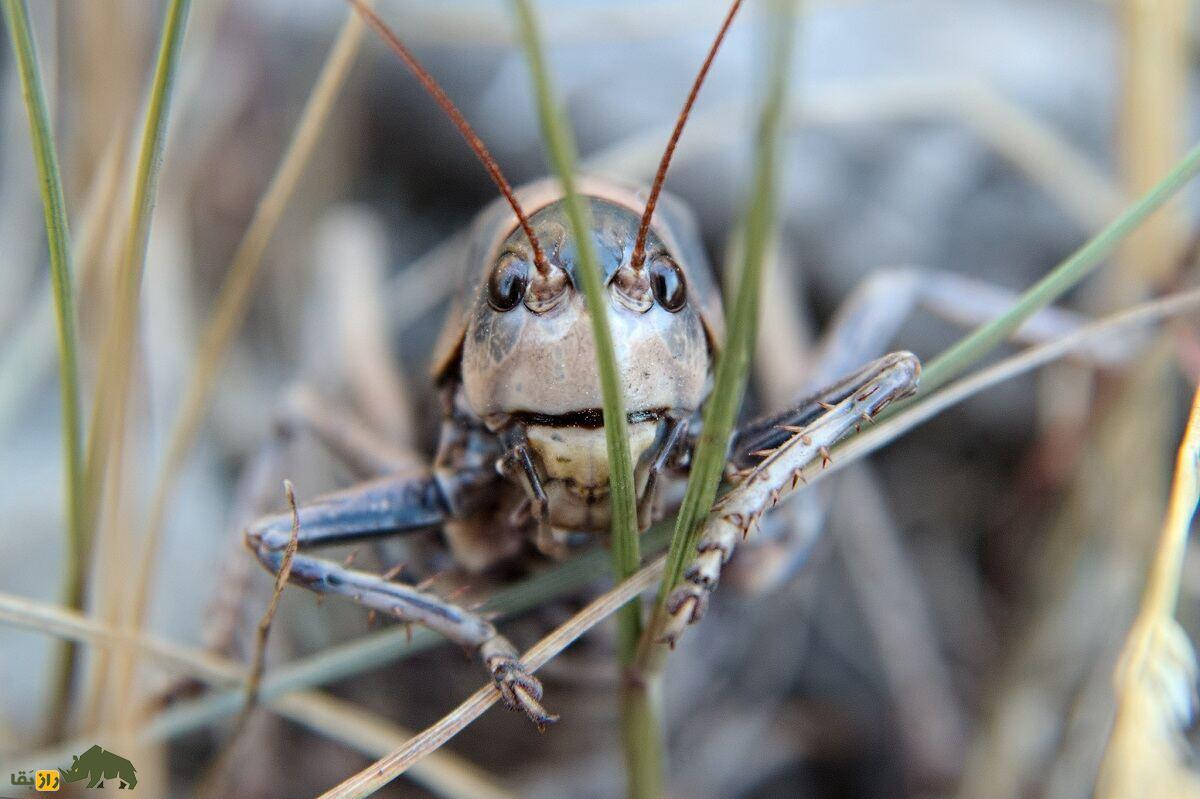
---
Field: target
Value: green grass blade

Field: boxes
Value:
[920,139,1200,393]
[1,0,86,739]
[511,2,655,793]
[643,0,798,653]
[511,0,642,656]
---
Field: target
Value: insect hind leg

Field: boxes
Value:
[662,351,920,646]
[729,352,916,474]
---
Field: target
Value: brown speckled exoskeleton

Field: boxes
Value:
[244,0,1091,727]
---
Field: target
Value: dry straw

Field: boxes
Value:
[131,0,369,641]
[1096,382,1200,798]
[0,591,514,799]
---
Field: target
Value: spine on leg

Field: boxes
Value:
[661,352,920,646]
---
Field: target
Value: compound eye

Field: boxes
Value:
[487,253,529,311]
[649,257,686,312]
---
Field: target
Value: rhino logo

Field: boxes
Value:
[58,745,137,789]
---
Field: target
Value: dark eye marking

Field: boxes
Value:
[487,252,529,311]
[649,256,686,312]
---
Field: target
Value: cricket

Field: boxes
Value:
[3,0,1200,796]
[244,0,924,729]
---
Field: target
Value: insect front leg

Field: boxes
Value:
[199,388,423,667]
[661,351,921,646]
[244,472,558,728]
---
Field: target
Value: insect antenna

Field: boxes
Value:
[348,0,549,274]
[630,0,744,271]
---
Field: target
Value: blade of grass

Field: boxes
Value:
[195,481,307,798]
[918,138,1200,395]
[1090,6,1189,793]
[510,2,653,792]
[0,125,122,443]
[0,594,518,799]
[511,0,641,659]
[83,0,190,535]
[130,0,367,676]
[1112,0,1187,295]
[79,0,191,731]
[640,0,798,663]
[1,0,86,741]
[1097,379,1200,797]
[829,289,1200,477]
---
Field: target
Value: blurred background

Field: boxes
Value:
[2,0,1199,796]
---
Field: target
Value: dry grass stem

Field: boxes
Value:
[0,592,514,799]
[130,1,369,641]
[73,0,192,739]
[1096,382,1200,797]
[83,0,191,536]
[197,480,304,798]
[239,479,303,725]
[317,556,666,799]
[830,289,1200,481]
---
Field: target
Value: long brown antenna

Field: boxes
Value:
[348,0,548,274]
[630,0,744,271]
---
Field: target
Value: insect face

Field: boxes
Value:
[460,194,712,428]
